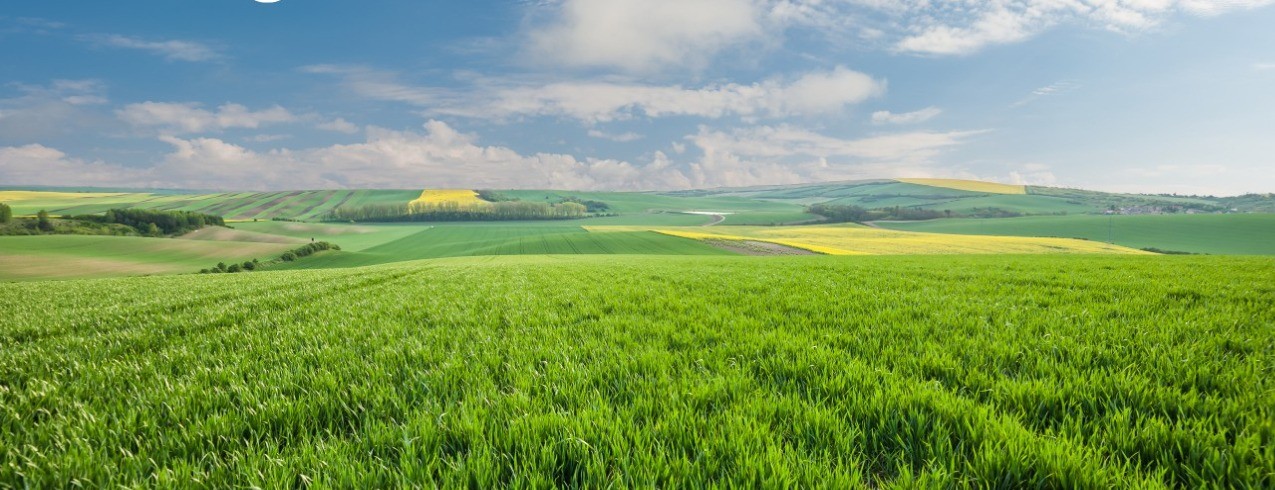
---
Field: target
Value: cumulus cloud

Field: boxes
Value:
[0,121,677,190]
[587,129,645,142]
[1007,163,1057,186]
[0,80,110,141]
[527,0,767,72]
[524,0,1275,60]
[1,120,979,191]
[116,102,298,134]
[0,144,143,186]
[871,107,942,125]
[878,0,1275,55]
[675,124,986,188]
[309,65,884,123]
[1012,80,1082,107]
[317,118,360,134]
[301,65,442,106]
[81,34,222,62]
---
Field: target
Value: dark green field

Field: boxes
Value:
[878,214,1275,255]
[274,225,734,270]
[2,255,1272,487]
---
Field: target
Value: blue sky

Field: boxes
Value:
[1,0,1272,194]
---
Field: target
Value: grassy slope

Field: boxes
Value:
[232,221,425,252]
[0,235,295,281]
[276,224,734,270]
[1,255,1271,487]
[877,214,1275,255]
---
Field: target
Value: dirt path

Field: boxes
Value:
[703,214,726,226]
[703,240,817,256]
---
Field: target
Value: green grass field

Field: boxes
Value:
[1,255,1271,487]
[877,214,1275,255]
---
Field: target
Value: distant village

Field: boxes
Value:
[1104,205,1240,215]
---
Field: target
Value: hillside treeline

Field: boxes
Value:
[1,207,224,236]
[200,241,339,274]
[94,209,225,235]
[329,201,588,222]
[808,203,948,223]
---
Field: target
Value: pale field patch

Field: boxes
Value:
[896,178,1027,195]
[0,191,128,202]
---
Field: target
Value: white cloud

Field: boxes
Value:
[0,80,110,140]
[1254,62,1275,71]
[317,118,360,134]
[1012,80,1082,107]
[82,34,222,62]
[1178,0,1275,15]
[0,144,143,186]
[0,121,682,190]
[117,102,297,133]
[301,65,442,105]
[871,106,942,125]
[882,0,1275,55]
[1,120,980,191]
[527,0,767,72]
[1006,163,1057,186]
[680,124,985,187]
[587,129,645,142]
[517,0,1275,63]
[309,65,884,123]
[246,134,290,143]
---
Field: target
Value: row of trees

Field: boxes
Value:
[199,242,340,274]
[807,203,948,223]
[0,203,11,224]
[281,241,339,261]
[329,201,588,222]
[95,208,225,235]
[201,260,259,274]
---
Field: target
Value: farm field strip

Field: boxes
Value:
[894,178,1028,195]
[0,190,419,221]
[410,189,486,206]
[589,224,1147,255]
[878,214,1275,255]
[1,255,1271,487]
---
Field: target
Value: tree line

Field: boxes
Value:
[95,208,225,235]
[200,242,340,274]
[1,206,225,237]
[329,200,588,222]
[807,203,947,223]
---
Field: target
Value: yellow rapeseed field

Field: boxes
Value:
[410,189,487,206]
[896,178,1027,195]
[587,224,1149,255]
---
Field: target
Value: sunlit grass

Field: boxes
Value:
[1,254,1271,487]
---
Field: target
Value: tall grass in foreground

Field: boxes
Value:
[1,255,1272,487]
